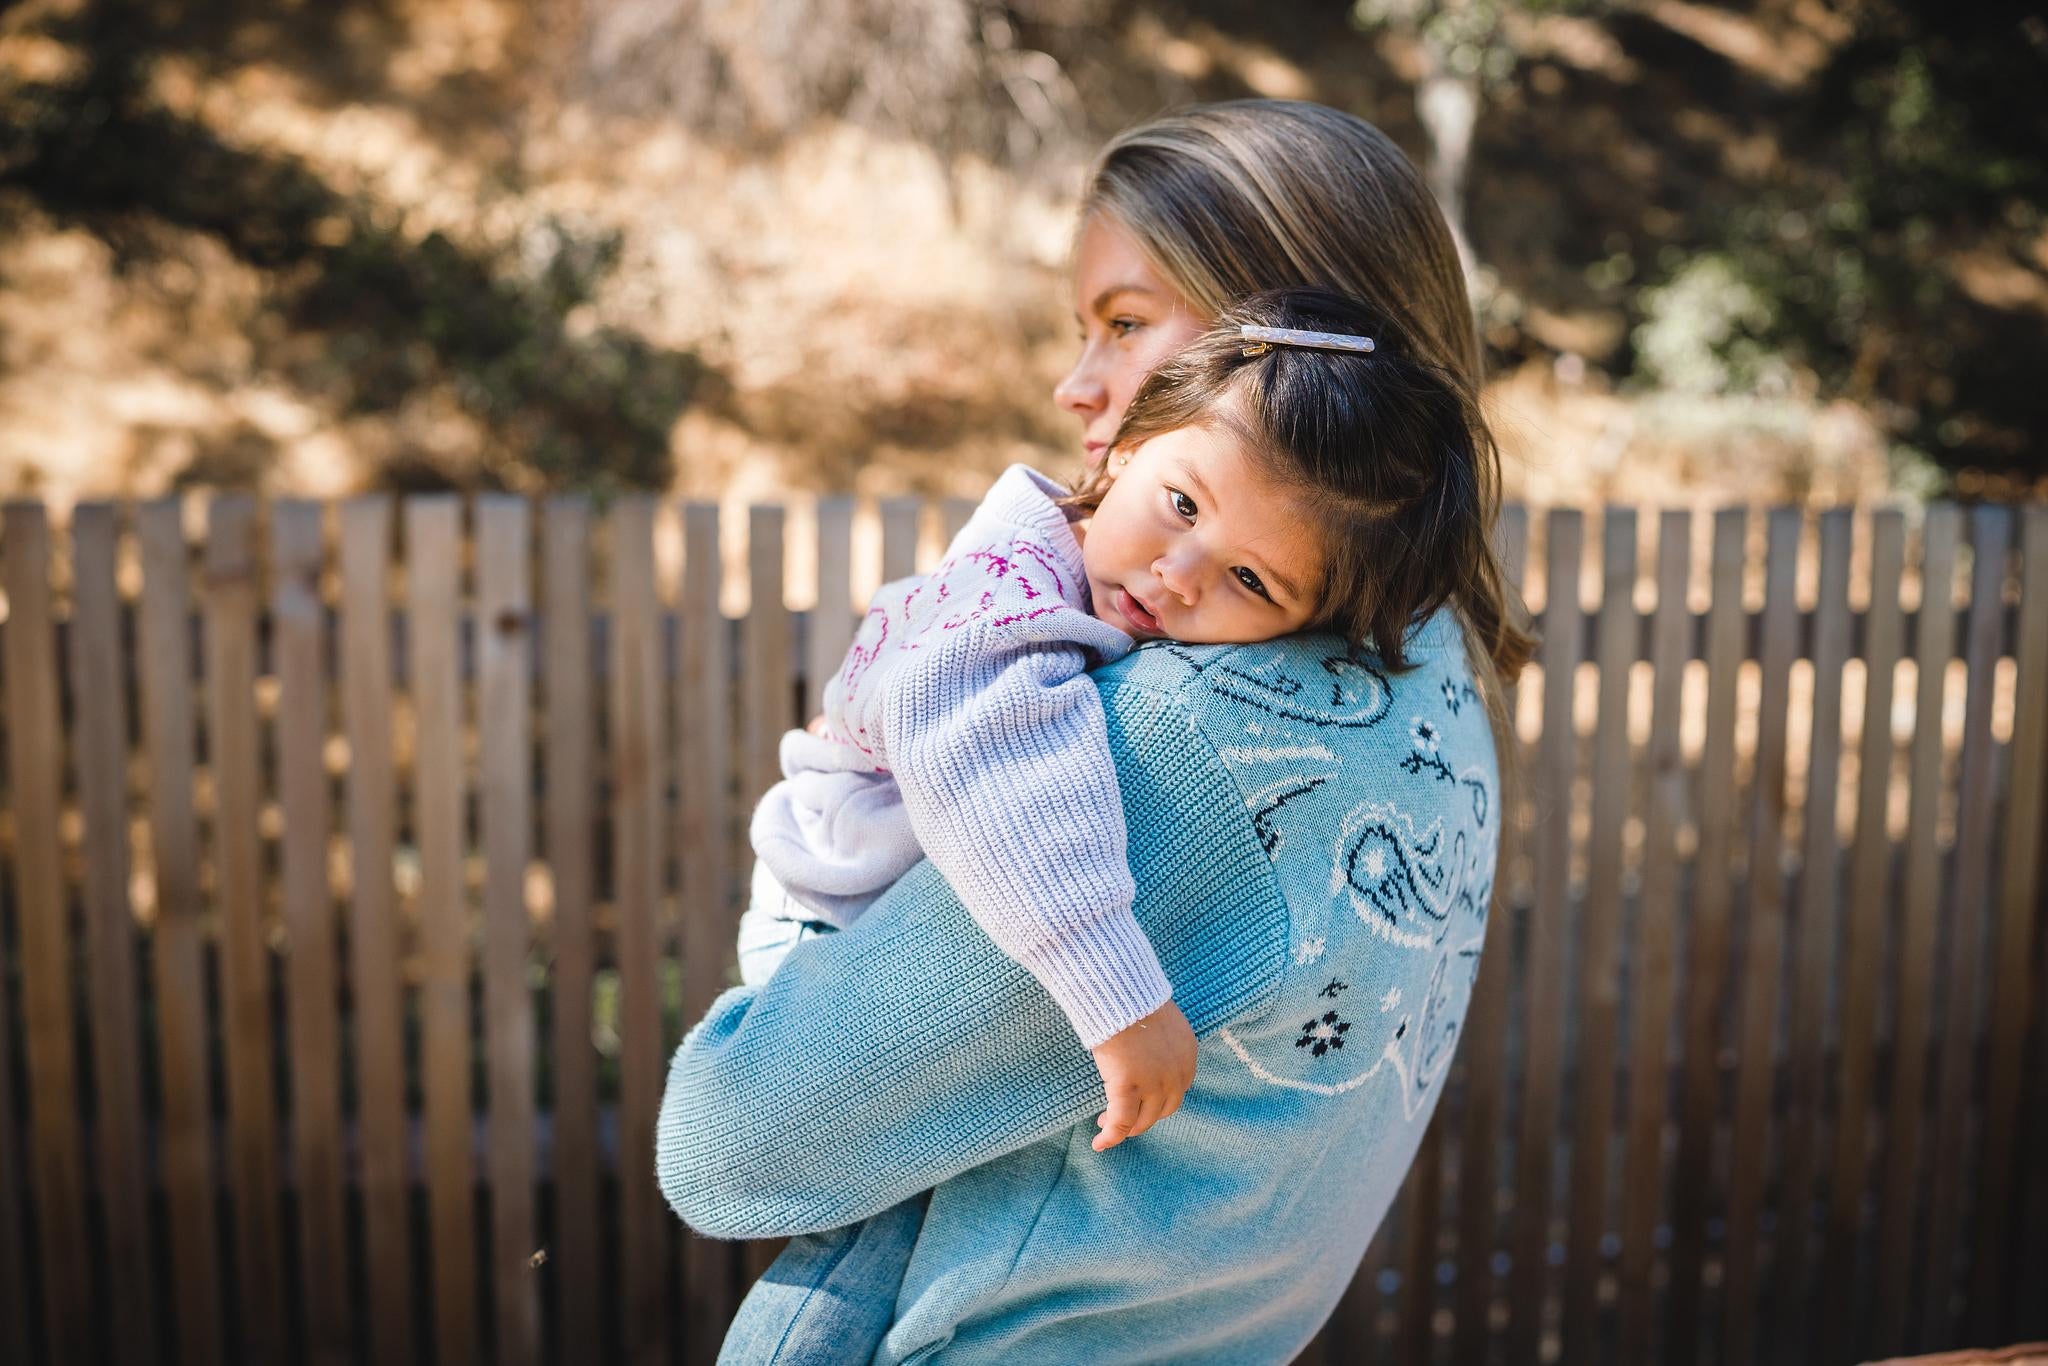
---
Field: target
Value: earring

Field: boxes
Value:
[1115,452,1131,469]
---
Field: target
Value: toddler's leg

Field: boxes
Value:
[736,861,837,987]
[715,1192,928,1366]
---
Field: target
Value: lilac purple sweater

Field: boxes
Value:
[749,465,1171,1047]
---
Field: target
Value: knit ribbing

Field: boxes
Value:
[752,464,1169,1048]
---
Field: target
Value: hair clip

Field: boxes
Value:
[1240,324,1377,357]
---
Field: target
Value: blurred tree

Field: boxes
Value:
[577,0,1103,173]
[1622,0,2048,483]
[0,0,711,495]
[1352,0,1616,268]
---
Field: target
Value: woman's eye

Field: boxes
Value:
[1168,489,1197,519]
[1111,316,1142,337]
[1234,566,1272,600]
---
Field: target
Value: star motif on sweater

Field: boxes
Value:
[1295,1011,1352,1057]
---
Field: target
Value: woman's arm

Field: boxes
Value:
[656,673,1291,1240]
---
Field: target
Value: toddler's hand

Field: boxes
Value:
[805,712,829,737]
[1088,1000,1197,1152]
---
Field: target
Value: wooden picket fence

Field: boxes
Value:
[0,492,2044,1366]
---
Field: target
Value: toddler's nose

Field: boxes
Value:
[1153,555,1197,606]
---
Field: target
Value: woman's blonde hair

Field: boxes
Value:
[1079,100,1535,716]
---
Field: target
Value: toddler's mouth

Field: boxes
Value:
[1116,588,1162,636]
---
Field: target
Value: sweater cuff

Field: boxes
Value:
[1014,910,1175,1050]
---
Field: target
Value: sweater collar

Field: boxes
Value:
[981,464,1085,562]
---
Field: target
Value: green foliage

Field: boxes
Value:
[1631,254,1783,396]
[1624,6,2048,480]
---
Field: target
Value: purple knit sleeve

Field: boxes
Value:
[877,628,1173,1048]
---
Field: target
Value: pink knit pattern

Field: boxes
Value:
[826,533,1090,759]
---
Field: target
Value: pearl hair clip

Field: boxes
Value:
[1239,324,1377,357]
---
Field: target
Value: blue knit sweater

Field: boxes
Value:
[657,612,1498,1365]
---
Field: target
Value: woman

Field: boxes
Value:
[659,99,1532,1364]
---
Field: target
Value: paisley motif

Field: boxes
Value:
[1207,653,1394,729]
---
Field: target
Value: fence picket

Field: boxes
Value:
[938,494,976,549]
[1973,505,2048,1333]
[2013,511,2048,1342]
[809,497,856,716]
[3,502,92,1362]
[740,505,793,1287]
[0,642,26,1366]
[1721,507,1801,1366]
[1918,504,2010,1344]
[610,496,670,1366]
[271,499,351,1366]
[340,495,418,1366]
[68,504,160,1366]
[203,493,289,1362]
[1665,507,1748,1366]
[677,501,738,1362]
[1450,502,1526,1366]
[1325,1246,1378,1364]
[543,496,604,1363]
[136,499,224,1366]
[1399,1109,1445,1363]
[1874,503,1961,1352]
[1773,506,1852,1360]
[1563,508,1638,1364]
[1819,508,1906,1365]
[880,496,921,584]
[1507,508,1583,1365]
[478,496,543,1366]
[408,495,478,1366]
[1362,1183,1400,1358]
[1615,510,1693,1363]
[743,506,790,806]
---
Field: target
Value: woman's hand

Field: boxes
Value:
[1087,999,1198,1152]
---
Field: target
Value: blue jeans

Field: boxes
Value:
[723,867,923,1363]
[737,861,839,987]
[716,1192,929,1366]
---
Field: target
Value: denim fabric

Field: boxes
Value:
[715,1194,928,1366]
[737,861,838,988]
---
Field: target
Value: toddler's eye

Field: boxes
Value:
[1168,489,1197,519]
[1234,566,1272,600]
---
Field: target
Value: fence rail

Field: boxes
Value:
[0,493,2044,1366]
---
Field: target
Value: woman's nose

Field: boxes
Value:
[1055,349,1107,417]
